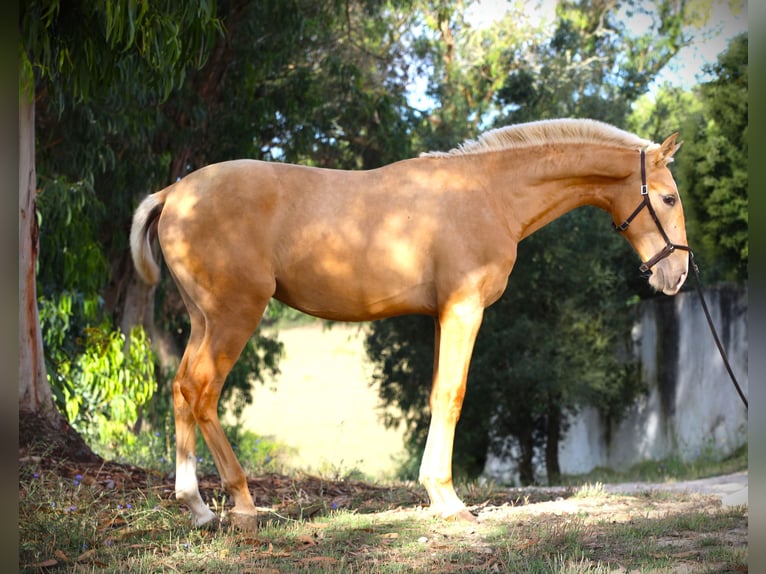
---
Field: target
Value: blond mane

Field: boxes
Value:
[421,118,656,157]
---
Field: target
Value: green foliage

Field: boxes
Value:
[630,33,748,283]
[410,2,545,150]
[678,33,748,281]
[496,0,693,125]
[33,171,159,454]
[159,0,416,173]
[35,175,109,297]
[57,324,156,449]
[19,0,221,103]
[35,174,115,413]
[39,293,95,406]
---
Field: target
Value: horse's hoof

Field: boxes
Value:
[228,510,259,533]
[443,508,478,523]
[193,510,219,529]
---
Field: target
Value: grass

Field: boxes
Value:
[560,441,748,487]
[19,409,748,573]
[19,453,747,573]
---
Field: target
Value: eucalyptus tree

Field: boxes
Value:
[19,0,220,435]
[24,0,422,445]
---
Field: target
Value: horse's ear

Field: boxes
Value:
[657,132,683,165]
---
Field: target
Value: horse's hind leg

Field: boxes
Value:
[171,276,270,528]
[171,302,218,527]
[173,337,217,526]
[178,302,270,528]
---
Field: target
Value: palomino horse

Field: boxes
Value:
[131,118,689,527]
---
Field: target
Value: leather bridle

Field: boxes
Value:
[613,148,748,410]
[612,149,690,274]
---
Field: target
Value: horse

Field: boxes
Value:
[130,118,689,527]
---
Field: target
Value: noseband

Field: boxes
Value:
[612,149,690,274]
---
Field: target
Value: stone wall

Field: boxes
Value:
[483,285,748,484]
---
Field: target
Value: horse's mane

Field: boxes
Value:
[421,118,656,158]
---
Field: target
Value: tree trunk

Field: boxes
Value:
[18,93,99,462]
[105,250,157,339]
[518,429,535,486]
[18,95,53,419]
[545,396,562,485]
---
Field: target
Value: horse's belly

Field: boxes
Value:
[273,271,436,321]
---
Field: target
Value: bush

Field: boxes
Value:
[97,421,294,479]
[47,321,156,452]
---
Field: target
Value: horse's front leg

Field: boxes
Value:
[419,301,484,522]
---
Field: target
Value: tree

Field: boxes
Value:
[27,0,423,450]
[496,0,694,125]
[407,0,547,152]
[675,33,748,282]
[19,82,49,421]
[19,0,220,446]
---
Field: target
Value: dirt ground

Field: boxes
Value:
[20,451,748,572]
[20,407,748,573]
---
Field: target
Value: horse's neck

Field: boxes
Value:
[479,145,635,240]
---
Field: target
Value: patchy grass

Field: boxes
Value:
[562,442,748,487]
[19,457,747,573]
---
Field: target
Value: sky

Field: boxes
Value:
[650,0,747,90]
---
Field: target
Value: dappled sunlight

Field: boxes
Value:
[19,456,747,572]
[129,118,694,530]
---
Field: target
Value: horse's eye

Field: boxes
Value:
[662,195,677,207]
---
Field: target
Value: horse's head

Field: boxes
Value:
[613,133,690,295]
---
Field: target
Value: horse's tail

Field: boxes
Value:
[130,189,168,285]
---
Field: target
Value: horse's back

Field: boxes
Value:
[155,157,512,321]
[154,159,435,319]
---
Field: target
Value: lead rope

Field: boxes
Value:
[687,251,748,410]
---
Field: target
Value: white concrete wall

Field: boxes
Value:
[484,285,748,484]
